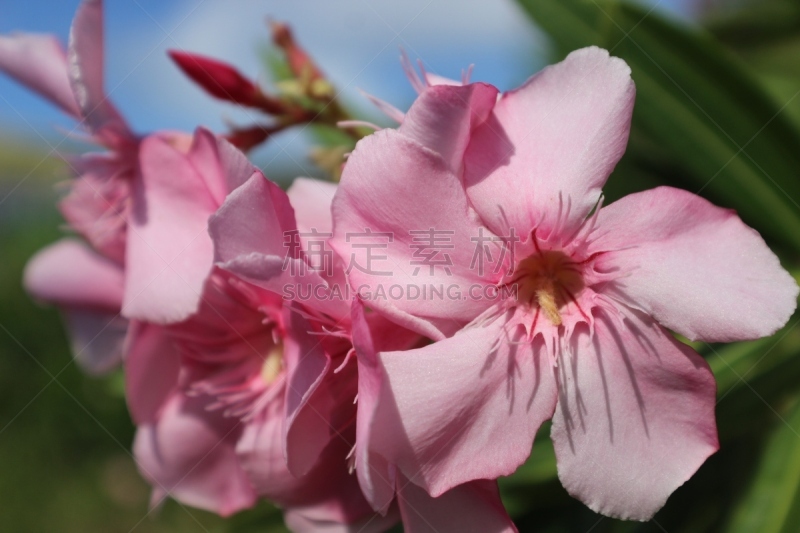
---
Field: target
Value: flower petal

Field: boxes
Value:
[24,239,126,374]
[372,314,558,497]
[0,33,80,117]
[235,401,303,501]
[24,238,123,310]
[124,321,180,424]
[124,135,218,324]
[287,177,338,236]
[240,407,388,528]
[396,476,517,533]
[59,153,131,264]
[67,0,128,136]
[464,47,635,241]
[351,299,397,513]
[210,171,297,277]
[283,304,343,477]
[331,130,500,339]
[551,305,718,520]
[63,308,126,375]
[185,128,257,207]
[133,392,257,517]
[211,171,350,319]
[590,186,798,342]
[284,510,398,533]
[399,83,498,174]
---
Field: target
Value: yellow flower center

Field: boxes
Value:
[261,343,284,385]
[514,251,583,326]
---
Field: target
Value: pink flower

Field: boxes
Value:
[211,175,517,531]
[121,168,395,526]
[126,269,389,525]
[5,0,237,324]
[23,126,251,373]
[27,163,395,527]
[7,0,234,374]
[330,47,799,520]
[0,0,137,263]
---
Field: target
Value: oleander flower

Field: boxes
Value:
[4,0,251,327]
[127,269,392,527]
[211,175,518,532]
[0,0,141,264]
[330,46,799,520]
[22,126,250,373]
[6,0,234,372]
[25,166,399,528]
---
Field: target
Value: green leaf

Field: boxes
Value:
[725,397,800,533]
[517,0,800,251]
[705,0,800,50]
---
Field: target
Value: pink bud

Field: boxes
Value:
[268,20,324,82]
[169,50,268,109]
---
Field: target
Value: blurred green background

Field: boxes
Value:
[4,0,800,531]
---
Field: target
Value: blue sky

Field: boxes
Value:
[0,0,692,174]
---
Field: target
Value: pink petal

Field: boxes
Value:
[590,186,798,342]
[133,392,257,517]
[235,402,303,502]
[396,476,517,533]
[59,153,131,264]
[290,434,394,528]
[424,73,463,87]
[286,177,352,319]
[464,47,635,242]
[186,128,258,207]
[350,300,397,514]
[284,509,398,533]
[372,314,558,497]
[210,172,346,318]
[124,321,180,424]
[399,83,498,174]
[282,305,339,477]
[551,305,718,520]
[67,0,128,136]
[240,407,386,528]
[23,239,126,374]
[63,308,126,375]
[287,177,338,236]
[331,130,499,340]
[24,239,123,310]
[124,135,218,324]
[0,33,80,117]
[210,172,297,275]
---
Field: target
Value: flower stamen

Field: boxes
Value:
[261,343,284,385]
[512,251,584,327]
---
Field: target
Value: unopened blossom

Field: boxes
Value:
[330,47,799,520]
[211,174,517,532]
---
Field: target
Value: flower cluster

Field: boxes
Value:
[2,1,797,531]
